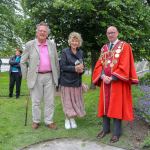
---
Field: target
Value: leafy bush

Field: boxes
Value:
[142,136,150,149]
[139,72,150,85]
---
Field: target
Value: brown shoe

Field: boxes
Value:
[32,122,39,129]
[97,130,110,139]
[110,135,119,143]
[47,123,57,130]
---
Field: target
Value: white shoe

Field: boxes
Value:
[70,118,77,128]
[65,118,71,129]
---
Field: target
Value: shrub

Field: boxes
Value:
[139,72,150,85]
[136,72,150,125]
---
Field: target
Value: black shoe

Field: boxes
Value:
[97,130,110,139]
[110,135,120,143]
[16,96,19,99]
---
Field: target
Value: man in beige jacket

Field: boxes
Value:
[21,22,59,129]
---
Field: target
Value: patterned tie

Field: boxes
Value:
[109,43,114,50]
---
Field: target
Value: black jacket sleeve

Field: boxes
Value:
[60,50,76,73]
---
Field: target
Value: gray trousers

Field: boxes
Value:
[103,115,122,137]
[30,73,55,125]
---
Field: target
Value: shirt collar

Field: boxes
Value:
[110,39,119,46]
[37,39,48,46]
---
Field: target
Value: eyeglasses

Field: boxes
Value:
[38,30,47,33]
[106,32,115,35]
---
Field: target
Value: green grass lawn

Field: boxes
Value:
[0,72,145,150]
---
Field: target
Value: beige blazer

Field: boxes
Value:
[21,39,60,89]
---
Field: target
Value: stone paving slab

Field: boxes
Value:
[21,138,126,150]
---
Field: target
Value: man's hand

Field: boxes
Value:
[102,75,112,84]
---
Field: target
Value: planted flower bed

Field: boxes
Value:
[136,73,150,125]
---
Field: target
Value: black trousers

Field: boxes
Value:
[9,72,22,97]
[102,115,122,137]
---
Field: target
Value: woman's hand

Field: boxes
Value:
[75,64,84,73]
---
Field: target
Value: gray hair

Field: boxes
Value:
[68,32,83,47]
[36,21,51,34]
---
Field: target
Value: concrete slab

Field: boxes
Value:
[21,138,126,150]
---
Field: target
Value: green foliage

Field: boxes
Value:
[142,136,150,149]
[132,85,144,107]
[139,72,150,85]
[20,0,150,72]
[84,52,91,70]
[0,0,24,52]
[0,0,150,61]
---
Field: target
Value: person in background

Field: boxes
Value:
[9,49,22,99]
[59,32,86,129]
[21,22,59,129]
[92,26,139,143]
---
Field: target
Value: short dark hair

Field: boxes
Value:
[16,49,22,54]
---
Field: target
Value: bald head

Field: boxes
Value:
[107,26,118,32]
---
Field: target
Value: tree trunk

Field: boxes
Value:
[90,47,100,89]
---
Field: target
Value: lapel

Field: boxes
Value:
[34,39,40,55]
[47,39,53,61]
